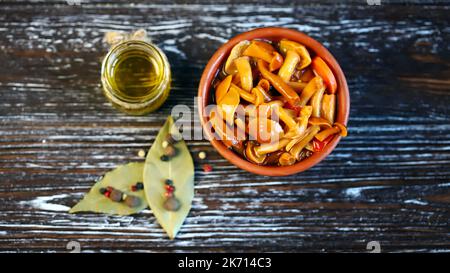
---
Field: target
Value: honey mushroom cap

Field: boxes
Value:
[334,122,348,137]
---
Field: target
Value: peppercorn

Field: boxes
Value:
[124,195,141,208]
[99,187,107,195]
[198,151,206,160]
[135,182,144,190]
[163,196,181,211]
[164,191,173,198]
[202,164,213,172]
[160,155,170,161]
[165,133,178,144]
[137,149,146,158]
[163,145,177,157]
[165,184,175,192]
[110,189,123,202]
[161,140,169,149]
[164,179,173,186]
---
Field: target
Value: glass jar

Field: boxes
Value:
[101,40,171,115]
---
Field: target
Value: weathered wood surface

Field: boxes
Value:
[0,0,449,252]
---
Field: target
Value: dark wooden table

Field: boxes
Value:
[0,0,449,253]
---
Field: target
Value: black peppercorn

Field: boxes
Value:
[99,187,107,195]
[164,179,173,186]
[160,155,170,161]
[135,182,144,190]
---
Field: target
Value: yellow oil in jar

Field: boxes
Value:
[101,40,171,115]
[113,52,161,98]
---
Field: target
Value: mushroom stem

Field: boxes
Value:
[290,125,320,160]
[314,126,339,142]
[308,117,332,128]
[278,50,300,82]
[314,122,347,142]
[279,152,296,166]
[298,106,312,132]
[218,85,240,125]
[257,59,301,107]
[243,41,284,71]
[232,84,255,103]
[209,110,242,147]
[279,39,312,69]
[254,138,290,155]
[283,105,312,139]
[321,94,336,124]
[287,81,307,93]
[299,76,325,106]
[215,75,232,103]
[276,106,297,129]
[311,82,325,117]
[234,56,253,91]
[245,141,267,164]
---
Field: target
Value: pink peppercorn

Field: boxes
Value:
[165,185,175,192]
[164,192,173,198]
[202,164,213,172]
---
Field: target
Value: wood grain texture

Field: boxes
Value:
[0,0,449,252]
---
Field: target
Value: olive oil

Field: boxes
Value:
[113,52,162,98]
[101,40,171,115]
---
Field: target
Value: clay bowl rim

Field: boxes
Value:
[198,27,350,176]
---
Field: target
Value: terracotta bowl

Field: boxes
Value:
[198,27,350,176]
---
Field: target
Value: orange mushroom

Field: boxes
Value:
[289,125,320,160]
[215,75,232,103]
[243,41,284,71]
[314,122,347,142]
[245,141,267,164]
[279,39,312,69]
[299,76,325,106]
[321,94,336,124]
[218,85,240,125]
[287,81,307,93]
[279,152,296,166]
[209,110,243,150]
[311,56,337,94]
[254,138,290,155]
[278,50,300,82]
[247,116,284,144]
[308,117,332,128]
[224,40,250,75]
[257,59,301,107]
[234,56,253,91]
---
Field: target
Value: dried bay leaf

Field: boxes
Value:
[143,116,194,239]
[70,162,147,215]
